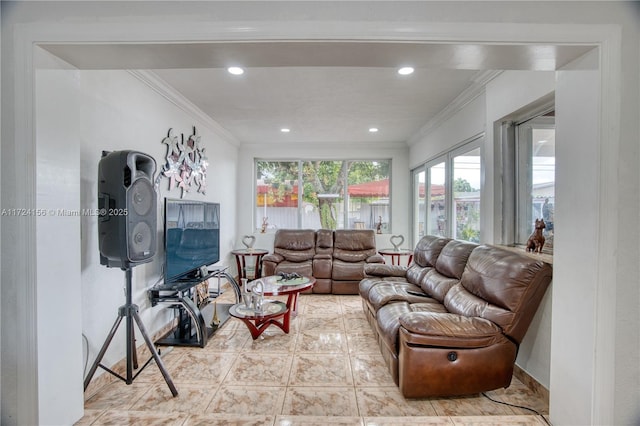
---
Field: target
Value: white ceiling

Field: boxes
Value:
[41,41,594,146]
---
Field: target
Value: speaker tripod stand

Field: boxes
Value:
[83,268,178,397]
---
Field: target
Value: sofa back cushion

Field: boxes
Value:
[417,240,476,302]
[444,245,552,343]
[315,229,334,256]
[333,229,377,262]
[412,235,450,268]
[273,229,316,262]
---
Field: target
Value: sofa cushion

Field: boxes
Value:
[412,235,450,268]
[434,240,476,279]
[367,282,435,311]
[273,229,316,262]
[333,229,378,262]
[419,269,462,303]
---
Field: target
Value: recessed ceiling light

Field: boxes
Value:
[227,67,244,75]
[280,128,291,133]
[369,127,379,133]
[397,67,414,75]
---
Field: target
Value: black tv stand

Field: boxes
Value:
[148,267,241,348]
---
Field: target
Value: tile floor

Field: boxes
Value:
[77,293,550,425]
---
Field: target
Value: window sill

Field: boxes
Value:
[491,244,553,265]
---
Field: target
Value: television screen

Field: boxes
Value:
[164,199,220,283]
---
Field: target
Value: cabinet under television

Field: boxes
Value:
[149,267,241,348]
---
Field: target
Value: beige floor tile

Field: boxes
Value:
[296,330,349,353]
[184,413,276,426]
[206,385,286,416]
[282,386,359,416]
[342,315,372,333]
[202,328,251,352]
[350,354,395,386]
[84,380,152,410]
[449,415,547,425]
[243,330,299,353]
[289,353,353,386]
[73,408,105,425]
[430,395,516,417]
[225,352,294,386]
[87,409,187,425]
[356,386,437,417]
[129,382,216,414]
[166,351,238,384]
[346,331,380,354]
[276,415,364,425]
[363,416,455,425]
[483,382,549,415]
[299,314,345,332]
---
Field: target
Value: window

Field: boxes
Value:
[516,114,555,250]
[256,159,390,231]
[411,136,482,245]
[500,108,555,254]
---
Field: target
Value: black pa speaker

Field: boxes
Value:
[98,150,157,269]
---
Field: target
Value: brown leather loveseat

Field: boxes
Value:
[359,235,552,398]
[262,229,384,294]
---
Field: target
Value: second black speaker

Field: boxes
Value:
[98,150,157,269]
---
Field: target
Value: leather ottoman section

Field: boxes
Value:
[397,312,516,398]
[332,280,360,295]
[311,278,332,293]
[368,282,436,311]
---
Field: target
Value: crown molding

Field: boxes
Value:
[407,70,502,146]
[127,70,241,147]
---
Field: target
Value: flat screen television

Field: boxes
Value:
[164,198,220,284]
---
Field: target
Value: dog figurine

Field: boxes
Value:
[526,218,546,254]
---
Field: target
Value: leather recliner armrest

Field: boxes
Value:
[366,254,385,263]
[364,264,407,277]
[262,253,284,263]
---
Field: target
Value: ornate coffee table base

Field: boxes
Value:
[229,301,289,340]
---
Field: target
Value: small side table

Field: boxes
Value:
[229,301,289,339]
[231,248,268,281]
[378,248,414,266]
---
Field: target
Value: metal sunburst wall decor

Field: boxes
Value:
[161,126,208,197]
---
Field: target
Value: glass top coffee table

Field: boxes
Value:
[232,275,315,339]
[229,301,289,340]
[260,274,315,317]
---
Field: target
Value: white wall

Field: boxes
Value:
[35,64,84,424]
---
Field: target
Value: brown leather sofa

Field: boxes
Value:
[262,229,384,294]
[359,235,552,398]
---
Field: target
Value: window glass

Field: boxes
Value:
[302,160,345,229]
[256,159,390,231]
[347,160,390,231]
[427,161,446,237]
[255,161,299,231]
[516,116,555,251]
[453,148,481,243]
